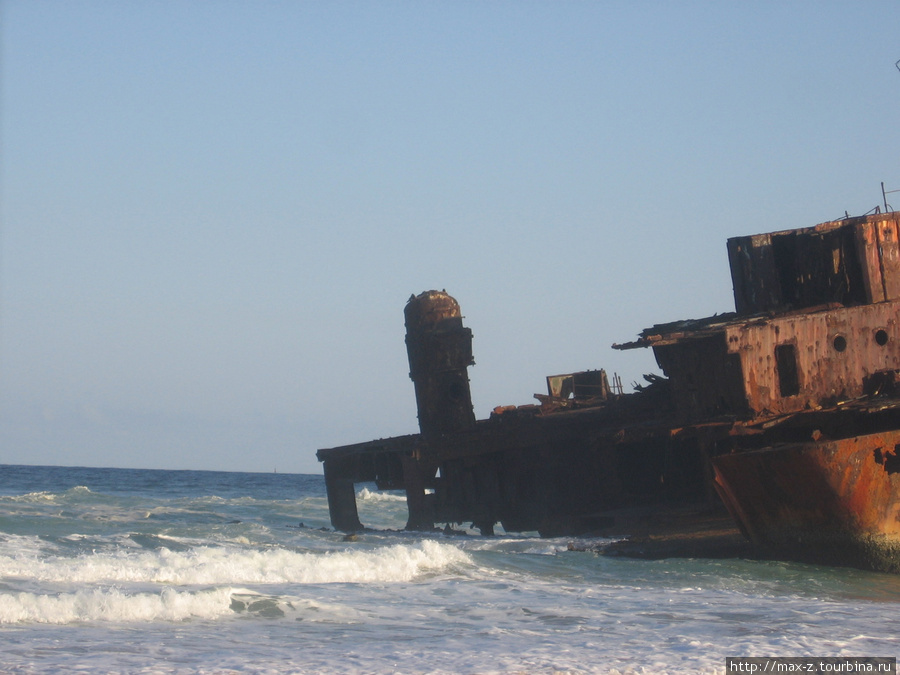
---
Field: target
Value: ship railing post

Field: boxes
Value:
[401,454,434,531]
[323,457,363,533]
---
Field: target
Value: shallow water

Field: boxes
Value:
[0,464,897,674]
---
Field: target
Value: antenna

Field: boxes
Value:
[882,182,899,213]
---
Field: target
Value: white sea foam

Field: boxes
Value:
[1,490,59,503]
[3,485,96,503]
[459,535,611,556]
[0,586,234,624]
[0,532,59,559]
[0,539,472,586]
[356,487,406,502]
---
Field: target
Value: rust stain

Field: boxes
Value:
[714,431,900,569]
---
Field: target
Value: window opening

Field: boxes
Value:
[775,344,800,397]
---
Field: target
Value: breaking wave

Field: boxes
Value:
[0,486,93,504]
[356,487,406,502]
[0,587,235,624]
[0,539,471,587]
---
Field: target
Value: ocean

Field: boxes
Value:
[0,465,898,674]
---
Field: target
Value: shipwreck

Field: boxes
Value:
[317,211,900,572]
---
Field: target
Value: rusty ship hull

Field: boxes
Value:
[317,210,900,572]
[714,428,900,572]
[320,391,712,537]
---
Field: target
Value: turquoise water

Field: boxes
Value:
[0,464,898,674]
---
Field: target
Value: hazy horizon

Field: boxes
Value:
[3,2,899,474]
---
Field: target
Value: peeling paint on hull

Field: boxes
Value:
[714,430,900,572]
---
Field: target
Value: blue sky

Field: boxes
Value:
[2,1,899,474]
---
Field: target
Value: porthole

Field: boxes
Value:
[875,329,889,346]
[833,335,847,352]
